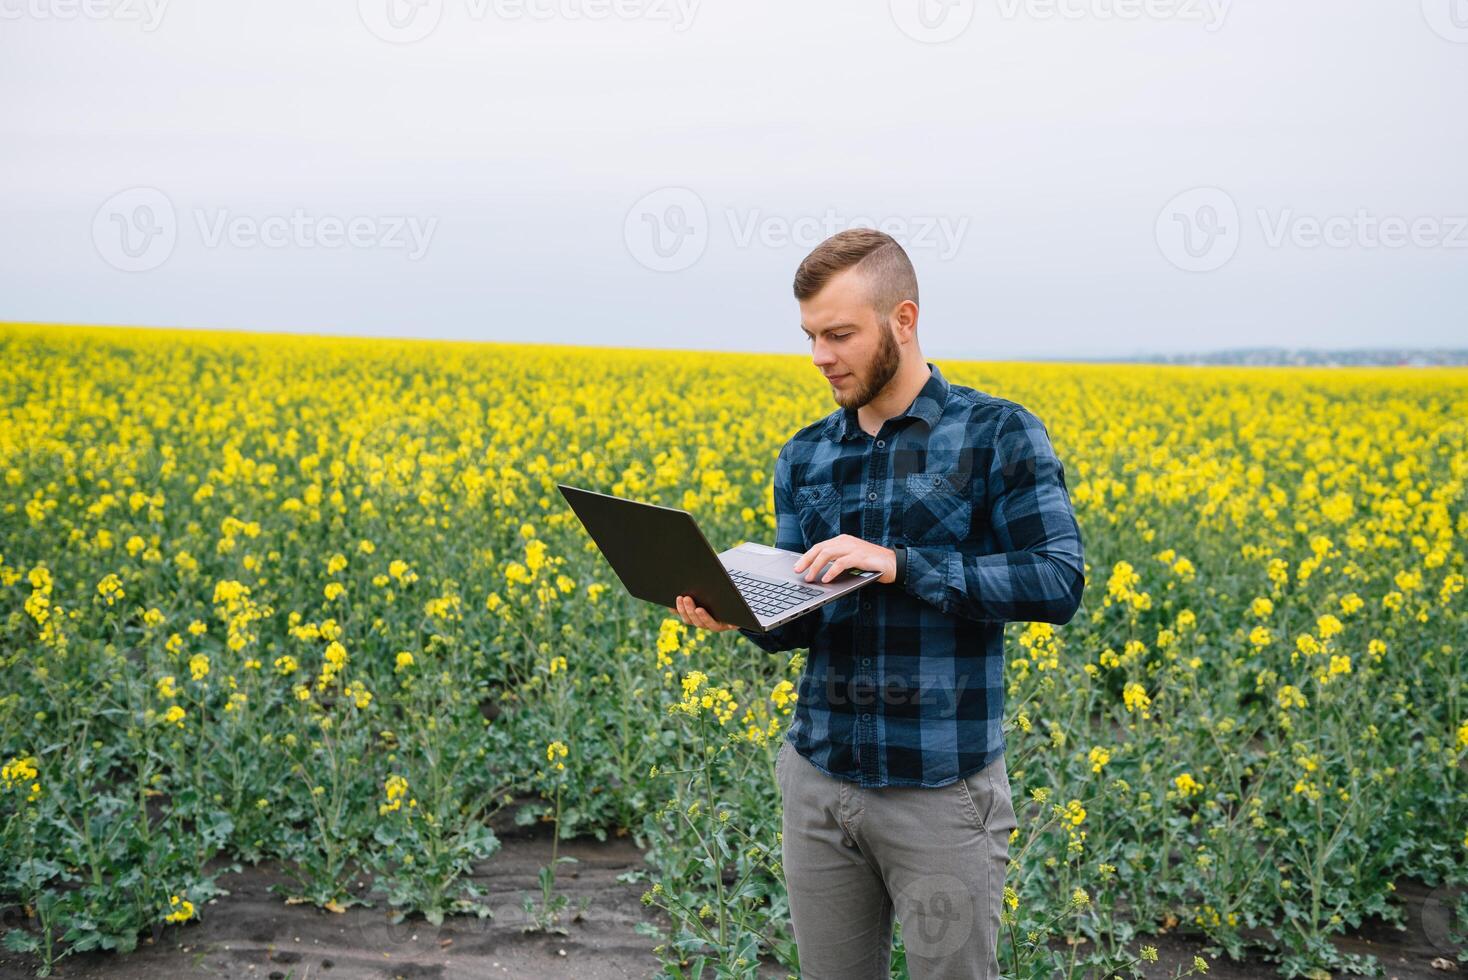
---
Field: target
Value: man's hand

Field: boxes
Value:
[795,534,898,585]
[675,594,738,632]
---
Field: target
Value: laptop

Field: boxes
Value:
[557,483,879,633]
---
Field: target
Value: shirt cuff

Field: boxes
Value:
[901,545,959,615]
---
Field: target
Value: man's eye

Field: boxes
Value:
[833,333,851,340]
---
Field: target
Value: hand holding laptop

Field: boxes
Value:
[674,594,738,632]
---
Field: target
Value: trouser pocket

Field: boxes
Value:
[957,756,1015,834]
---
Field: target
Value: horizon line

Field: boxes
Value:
[4,321,1466,368]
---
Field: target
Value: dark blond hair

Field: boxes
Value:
[793,228,919,319]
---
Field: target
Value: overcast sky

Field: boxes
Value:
[1,0,1465,359]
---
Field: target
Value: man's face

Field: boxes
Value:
[799,266,904,410]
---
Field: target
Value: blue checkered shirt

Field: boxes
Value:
[739,361,1085,788]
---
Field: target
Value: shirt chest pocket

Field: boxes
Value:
[902,471,974,546]
[794,482,842,545]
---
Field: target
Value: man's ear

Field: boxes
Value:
[891,299,919,340]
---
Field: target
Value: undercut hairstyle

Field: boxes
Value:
[792,228,919,320]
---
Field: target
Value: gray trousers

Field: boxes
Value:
[775,738,1017,980]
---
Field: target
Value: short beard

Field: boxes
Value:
[840,316,902,409]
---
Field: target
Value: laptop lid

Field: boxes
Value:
[557,484,874,636]
[557,483,764,630]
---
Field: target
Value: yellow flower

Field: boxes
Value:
[1276,685,1308,710]
[1088,747,1111,774]
[380,774,409,815]
[1122,682,1151,714]
[525,539,549,574]
[164,894,196,924]
[546,740,569,771]
[188,654,210,682]
[770,679,798,711]
[1,756,42,802]
[670,670,738,724]
[657,618,686,661]
[1107,561,1140,601]
[345,680,373,709]
[1174,772,1203,797]
[96,573,125,606]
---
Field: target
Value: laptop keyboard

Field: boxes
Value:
[728,569,826,619]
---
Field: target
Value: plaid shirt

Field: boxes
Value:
[739,361,1085,788]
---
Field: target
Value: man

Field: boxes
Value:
[674,228,1085,980]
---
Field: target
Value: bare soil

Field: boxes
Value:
[0,805,1459,980]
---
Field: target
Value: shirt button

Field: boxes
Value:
[861,713,871,721]
[861,658,871,666]
[933,477,942,486]
[862,601,871,611]
[876,439,885,448]
[867,491,877,501]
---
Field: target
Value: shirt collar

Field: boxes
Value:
[827,361,949,442]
